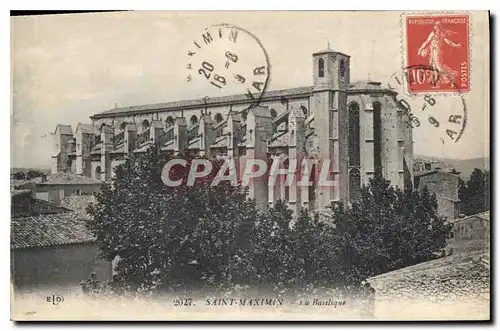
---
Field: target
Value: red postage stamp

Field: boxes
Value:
[405,14,470,93]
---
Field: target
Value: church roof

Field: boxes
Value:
[55,124,73,135]
[92,81,396,119]
[76,123,99,134]
[92,86,314,118]
[349,80,396,93]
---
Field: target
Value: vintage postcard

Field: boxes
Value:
[10,11,490,321]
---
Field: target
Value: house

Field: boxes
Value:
[447,211,490,254]
[11,190,111,295]
[35,172,102,206]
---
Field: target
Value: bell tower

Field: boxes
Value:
[311,48,351,207]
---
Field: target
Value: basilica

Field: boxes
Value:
[51,48,414,214]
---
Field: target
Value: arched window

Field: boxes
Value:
[373,102,383,176]
[348,103,360,167]
[340,59,346,79]
[215,113,224,123]
[318,58,325,78]
[165,116,174,128]
[349,168,361,202]
[270,108,277,119]
[120,122,127,131]
[190,115,198,126]
[142,119,150,130]
[95,166,101,180]
[301,105,308,117]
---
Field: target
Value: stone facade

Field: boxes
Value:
[51,48,414,214]
[447,211,490,254]
[415,170,460,220]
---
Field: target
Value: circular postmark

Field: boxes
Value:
[185,23,270,113]
[390,67,467,146]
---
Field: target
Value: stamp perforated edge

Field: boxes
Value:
[399,11,473,97]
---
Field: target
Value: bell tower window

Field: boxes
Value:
[318,58,325,78]
[340,59,346,81]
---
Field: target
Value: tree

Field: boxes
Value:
[327,176,452,284]
[459,168,489,216]
[86,146,258,293]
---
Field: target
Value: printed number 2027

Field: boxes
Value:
[173,298,193,306]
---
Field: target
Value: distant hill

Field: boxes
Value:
[415,155,490,179]
[11,167,51,175]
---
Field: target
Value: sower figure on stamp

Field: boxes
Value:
[417,21,461,88]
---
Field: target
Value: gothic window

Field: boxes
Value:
[348,103,360,167]
[165,116,175,128]
[308,163,316,208]
[340,59,346,80]
[190,115,198,127]
[215,113,224,123]
[318,58,325,78]
[142,119,150,130]
[95,166,101,180]
[349,168,361,202]
[373,102,383,176]
[270,108,277,119]
[301,106,308,117]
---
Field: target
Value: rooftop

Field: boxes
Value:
[40,172,103,185]
[92,81,396,118]
[55,124,73,135]
[11,211,95,250]
[367,250,489,284]
[448,210,491,224]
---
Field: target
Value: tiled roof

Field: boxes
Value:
[90,81,397,119]
[40,172,102,185]
[11,193,70,217]
[449,210,491,224]
[76,123,99,135]
[368,251,490,283]
[349,80,395,93]
[11,211,95,249]
[92,86,314,118]
[55,124,73,135]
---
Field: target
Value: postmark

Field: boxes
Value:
[186,23,270,113]
[402,13,470,93]
[390,69,467,144]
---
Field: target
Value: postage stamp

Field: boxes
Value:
[403,14,470,93]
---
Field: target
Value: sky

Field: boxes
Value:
[11,11,490,168]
